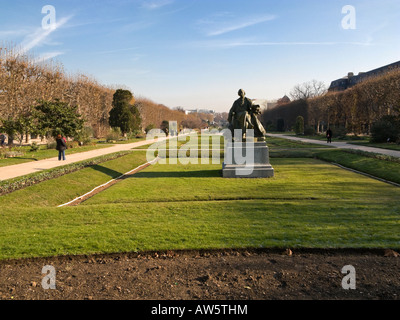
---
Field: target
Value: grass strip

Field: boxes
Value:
[0,151,151,207]
[347,141,400,152]
[1,198,399,261]
[0,151,131,196]
[315,150,400,185]
[265,136,331,149]
[1,158,399,260]
[337,148,400,164]
[82,159,399,206]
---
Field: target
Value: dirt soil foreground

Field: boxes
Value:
[0,249,399,301]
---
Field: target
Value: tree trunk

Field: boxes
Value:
[8,134,14,147]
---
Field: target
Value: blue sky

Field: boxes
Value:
[1,0,400,112]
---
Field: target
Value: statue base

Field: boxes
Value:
[222,141,274,179]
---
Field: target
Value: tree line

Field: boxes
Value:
[262,69,400,138]
[0,44,214,144]
[0,44,115,141]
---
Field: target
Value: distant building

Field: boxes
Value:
[199,109,215,114]
[252,99,282,111]
[277,95,291,105]
[328,60,400,92]
[185,109,215,115]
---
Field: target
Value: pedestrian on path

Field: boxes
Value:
[326,128,333,144]
[56,134,67,161]
[0,133,6,147]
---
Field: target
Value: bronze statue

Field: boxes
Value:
[228,89,266,141]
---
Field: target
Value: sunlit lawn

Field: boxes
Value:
[1,155,399,261]
[0,151,151,208]
[347,140,400,152]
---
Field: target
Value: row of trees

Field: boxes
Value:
[307,69,400,134]
[263,69,400,137]
[1,100,84,146]
[135,97,213,132]
[262,99,309,132]
[0,44,215,144]
[0,44,115,139]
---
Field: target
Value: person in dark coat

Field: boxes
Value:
[326,128,333,143]
[0,133,6,147]
[56,134,67,161]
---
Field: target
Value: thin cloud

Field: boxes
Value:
[64,17,128,29]
[141,0,175,10]
[19,15,73,54]
[33,51,64,63]
[192,39,374,49]
[224,41,374,47]
[199,14,276,37]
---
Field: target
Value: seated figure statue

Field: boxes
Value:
[228,89,266,141]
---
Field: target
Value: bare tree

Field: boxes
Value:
[1,43,242,140]
[290,79,327,101]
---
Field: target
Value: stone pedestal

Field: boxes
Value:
[222,141,274,178]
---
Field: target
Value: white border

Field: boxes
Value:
[57,157,160,208]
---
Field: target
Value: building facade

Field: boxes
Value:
[328,60,400,92]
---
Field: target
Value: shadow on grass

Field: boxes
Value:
[92,165,124,179]
[132,170,222,179]
[10,157,39,161]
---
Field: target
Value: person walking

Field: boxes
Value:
[56,134,67,161]
[326,128,333,144]
[0,133,6,147]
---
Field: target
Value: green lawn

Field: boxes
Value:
[280,132,369,143]
[84,158,392,205]
[1,135,399,261]
[266,136,400,184]
[2,198,398,260]
[133,134,225,150]
[265,136,331,149]
[1,156,399,261]
[280,132,400,151]
[108,137,146,144]
[315,150,400,184]
[0,151,152,208]
[347,141,400,152]
[133,135,195,150]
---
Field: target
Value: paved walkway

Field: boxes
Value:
[267,133,400,158]
[0,137,169,181]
